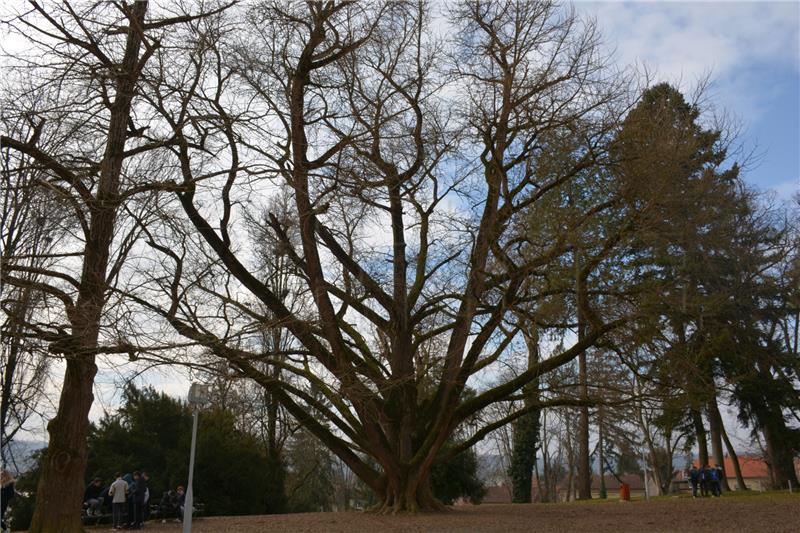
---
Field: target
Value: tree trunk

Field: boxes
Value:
[760,412,800,490]
[691,409,709,466]
[707,399,731,491]
[510,325,541,503]
[372,468,444,514]
[28,4,148,531]
[719,414,748,490]
[575,255,592,500]
[564,413,576,502]
[598,409,606,499]
[29,358,97,533]
[541,420,552,503]
[576,355,591,499]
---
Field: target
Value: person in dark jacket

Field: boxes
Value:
[1,470,16,533]
[688,465,700,498]
[131,471,147,529]
[709,465,722,497]
[159,490,177,523]
[141,472,151,522]
[84,477,105,516]
[700,464,711,498]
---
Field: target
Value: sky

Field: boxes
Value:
[576,1,800,202]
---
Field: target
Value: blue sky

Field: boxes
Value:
[577,1,800,202]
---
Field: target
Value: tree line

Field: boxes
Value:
[0,2,797,531]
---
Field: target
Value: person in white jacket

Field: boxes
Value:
[108,473,129,530]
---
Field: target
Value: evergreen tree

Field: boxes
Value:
[86,386,274,516]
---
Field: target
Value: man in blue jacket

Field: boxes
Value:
[688,465,700,497]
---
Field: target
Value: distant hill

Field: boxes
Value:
[2,439,47,474]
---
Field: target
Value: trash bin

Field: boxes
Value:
[619,483,630,501]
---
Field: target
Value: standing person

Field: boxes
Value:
[141,472,151,523]
[1,470,16,533]
[715,465,725,496]
[688,465,700,498]
[84,477,105,516]
[109,473,128,531]
[709,465,721,497]
[132,471,147,529]
[123,472,137,529]
[700,465,710,497]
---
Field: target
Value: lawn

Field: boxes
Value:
[87,491,799,532]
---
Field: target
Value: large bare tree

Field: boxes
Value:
[1,2,234,530]
[126,0,631,512]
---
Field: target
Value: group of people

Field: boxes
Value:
[83,473,188,530]
[687,464,725,497]
[84,471,151,530]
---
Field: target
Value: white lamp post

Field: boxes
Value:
[184,383,209,533]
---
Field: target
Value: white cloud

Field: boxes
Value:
[769,177,800,203]
[576,1,800,121]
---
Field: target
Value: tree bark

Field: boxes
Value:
[510,325,541,503]
[760,411,800,490]
[707,398,731,491]
[691,409,709,466]
[575,254,592,500]
[28,359,97,533]
[719,413,748,491]
[598,409,606,498]
[372,468,444,514]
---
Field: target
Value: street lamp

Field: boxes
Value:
[184,383,209,533]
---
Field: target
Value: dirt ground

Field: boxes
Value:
[90,494,800,533]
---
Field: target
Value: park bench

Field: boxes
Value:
[148,501,205,522]
[80,509,111,526]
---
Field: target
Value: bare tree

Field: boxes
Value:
[0,2,235,529]
[119,0,635,512]
[0,113,63,467]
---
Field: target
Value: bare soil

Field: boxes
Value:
[91,494,800,533]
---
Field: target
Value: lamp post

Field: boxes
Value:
[184,383,209,533]
[641,446,650,501]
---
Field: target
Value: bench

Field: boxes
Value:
[148,501,205,522]
[81,510,111,526]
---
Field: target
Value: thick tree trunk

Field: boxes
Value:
[707,399,731,491]
[691,409,709,466]
[760,413,800,490]
[28,358,97,533]
[371,469,444,514]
